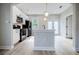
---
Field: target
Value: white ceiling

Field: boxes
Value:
[15,3,72,15]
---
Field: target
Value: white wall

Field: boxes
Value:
[60,6,73,37]
[58,4,78,51]
[0,4,13,49]
[29,15,60,35]
[73,4,79,51]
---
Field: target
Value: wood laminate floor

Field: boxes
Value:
[0,36,78,55]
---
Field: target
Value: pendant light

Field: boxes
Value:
[44,17,47,21]
[45,3,48,17]
[45,12,48,17]
[43,2,48,21]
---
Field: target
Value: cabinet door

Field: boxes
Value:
[13,29,20,44]
[16,29,20,42]
[13,30,17,44]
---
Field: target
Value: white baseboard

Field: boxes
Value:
[0,45,14,49]
[33,47,55,51]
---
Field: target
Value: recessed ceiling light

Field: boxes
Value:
[59,6,62,8]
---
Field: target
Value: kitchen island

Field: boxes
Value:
[33,30,55,51]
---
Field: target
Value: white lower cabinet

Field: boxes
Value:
[13,29,20,44]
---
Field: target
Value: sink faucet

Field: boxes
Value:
[42,25,45,29]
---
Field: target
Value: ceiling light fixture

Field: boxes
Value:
[59,6,62,8]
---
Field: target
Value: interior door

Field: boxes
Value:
[66,15,72,39]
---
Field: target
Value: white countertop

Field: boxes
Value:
[33,29,55,32]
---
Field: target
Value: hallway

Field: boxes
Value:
[0,36,78,55]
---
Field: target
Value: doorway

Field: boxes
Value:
[66,15,72,39]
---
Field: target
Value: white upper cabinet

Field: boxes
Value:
[12,6,29,24]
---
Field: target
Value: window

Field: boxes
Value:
[48,21,53,30]
[48,21,59,34]
[32,19,38,30]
